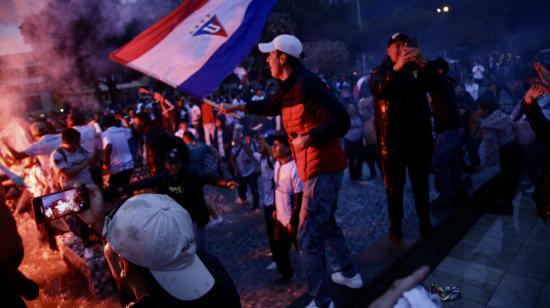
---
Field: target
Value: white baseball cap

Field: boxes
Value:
[104,194,215,301]
[258,34,303,59]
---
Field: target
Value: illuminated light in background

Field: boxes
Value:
[443,6,450,13]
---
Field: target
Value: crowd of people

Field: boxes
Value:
[1,32,550,307]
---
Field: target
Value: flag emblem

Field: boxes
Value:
[192,15,227,37]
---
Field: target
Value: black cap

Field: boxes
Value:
[432,57,449,74]
[164,148,182,162]
[388,32,409,46]
[266,133,289,146]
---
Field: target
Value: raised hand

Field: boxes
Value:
[524,83,546,105]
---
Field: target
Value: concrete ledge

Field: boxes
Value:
[289,169,499,308]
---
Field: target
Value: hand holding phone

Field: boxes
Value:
[32,186,90,223]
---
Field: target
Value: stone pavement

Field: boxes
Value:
[203,171,433,307]
[425,191,550,308]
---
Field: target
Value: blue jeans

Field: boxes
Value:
[298,172,357,305]
[433,128,465,199]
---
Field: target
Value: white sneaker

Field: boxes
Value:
[266,261,277,270]
[210,216,224,226]
[331,272,363,289]
[305,300,335,308]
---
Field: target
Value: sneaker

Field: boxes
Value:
[305,300,335,308]
[266,261,277,270]
[331,272,363,289]
[209,216,224,226]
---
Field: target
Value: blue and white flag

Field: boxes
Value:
[110,0,276,98]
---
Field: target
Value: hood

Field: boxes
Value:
[481,109,512,131]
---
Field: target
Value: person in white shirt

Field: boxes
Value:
[3,121,61,190]
[67,113,103,187]
[174,121,199,141]
[230,131,260,209]
[101,115,135,189]
[190,101,202,129]
[258,134,277,270]
[271,134,303,280]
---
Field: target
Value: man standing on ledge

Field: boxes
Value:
[368,33,439,241]
[222,34,362,308]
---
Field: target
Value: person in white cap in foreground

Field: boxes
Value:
[102,194,240,307]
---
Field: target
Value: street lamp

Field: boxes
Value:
[436,5,450,14]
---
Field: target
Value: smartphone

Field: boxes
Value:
[405,38,418,49]
[32,186,90,223]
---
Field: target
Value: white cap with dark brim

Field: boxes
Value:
[106,194,215,301]
[258,34,303,59]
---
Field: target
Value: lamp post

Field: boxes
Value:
[356,0,366,73]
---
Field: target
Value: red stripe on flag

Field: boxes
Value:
[110,0,208,65]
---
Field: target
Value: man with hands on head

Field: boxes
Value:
[368,33,440,241]
[222,34,361,308]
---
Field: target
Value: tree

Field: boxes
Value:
[303,40,350,74]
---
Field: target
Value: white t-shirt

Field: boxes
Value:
[190,105,202,126]
[472,64,485,80]
[24,134,62,176]
[102,126,134,174]
[75,125,101,155]
[51,147,94,189]
[231,145,256,177]
[175,127,198,140]
[274,160,303,227]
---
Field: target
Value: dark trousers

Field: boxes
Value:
[382,153,431,225]
[345,139,364,180]
[499,142,523,206]
[363,144,380,177]
[237,173,260,209]
[263,205,276,258]
[108,169,134,189]
[273,220,293,279]
[90,165,103,188]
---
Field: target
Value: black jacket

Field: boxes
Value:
[123,168,230,227]
[430,74,462,133]
[522,100,550,222]
[368,58,439,159]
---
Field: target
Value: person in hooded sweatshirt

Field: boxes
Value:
[478,99,522,214]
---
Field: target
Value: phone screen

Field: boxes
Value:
[33,186,89,222]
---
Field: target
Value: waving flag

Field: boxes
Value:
[110,0,276,98]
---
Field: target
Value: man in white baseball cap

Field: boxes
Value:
[258,34,304,59]
[103,194,240,307]
[222,34,362,308]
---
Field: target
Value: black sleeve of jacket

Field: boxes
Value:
[304,78,351,146]
[368,64,402,99]
[418,61,441,92]
[245,91,284,117]
[195,169,230,188]
[523,100,550,143]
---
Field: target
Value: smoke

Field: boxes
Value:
[0,0,179,114]
[0,0,50,25]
